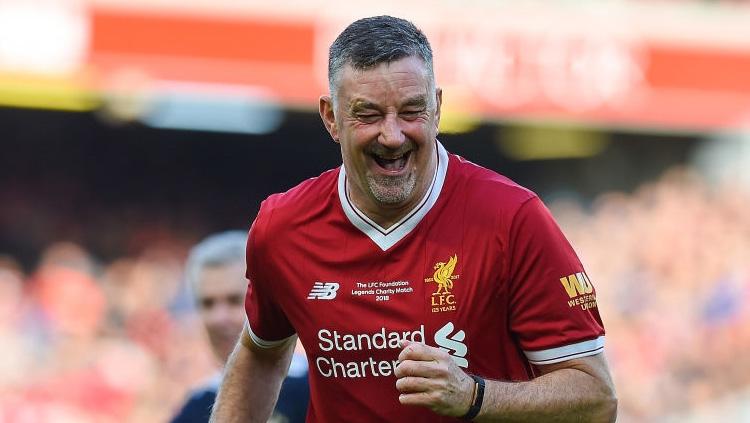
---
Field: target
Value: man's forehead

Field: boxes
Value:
[336,60,433,107]
[339,56,430,81]
[195,262,246,292]
[196,282,246,301]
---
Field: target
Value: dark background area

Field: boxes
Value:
[0,107,701,269]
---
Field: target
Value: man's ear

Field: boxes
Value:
[434,87,443,134]
[319,95,339,143]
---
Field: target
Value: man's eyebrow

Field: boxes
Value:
[401,96,427,108]
[349,100,380,113]
[348,96,427,113]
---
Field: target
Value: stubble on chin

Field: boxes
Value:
[366,172,417,205]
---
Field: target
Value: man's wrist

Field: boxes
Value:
[461,374,485,420]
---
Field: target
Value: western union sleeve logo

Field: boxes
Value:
[559,272,598,311]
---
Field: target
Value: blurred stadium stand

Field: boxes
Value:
[1,1,749,422]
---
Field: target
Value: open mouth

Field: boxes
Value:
[372,151,411,172]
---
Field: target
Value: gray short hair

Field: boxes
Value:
[328,15,434,95]
[185,230,247,295]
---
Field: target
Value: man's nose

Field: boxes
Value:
[378,113,406,149]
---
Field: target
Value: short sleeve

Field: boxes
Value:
[507,196,605,365]
[244,205,296,348]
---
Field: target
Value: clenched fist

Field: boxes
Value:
[395,340,475,417]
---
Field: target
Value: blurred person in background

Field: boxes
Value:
[172,230,309,423]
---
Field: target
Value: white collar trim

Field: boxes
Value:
[338,141,448,251]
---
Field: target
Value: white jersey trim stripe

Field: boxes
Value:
[245,320,296,349]
[338,140,449,251]
[524,336,605,365]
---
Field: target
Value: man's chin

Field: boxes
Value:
[217,347,234,363]
[211,341,235,362]
[368,178,416,206]
[370,188,411,205]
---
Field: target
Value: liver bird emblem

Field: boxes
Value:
[430,254,458,295]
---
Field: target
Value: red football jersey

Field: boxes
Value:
[245,142,605,422]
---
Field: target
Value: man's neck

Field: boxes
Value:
[346,156,437,230]
[350,198,414,230]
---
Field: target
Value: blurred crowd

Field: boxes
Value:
[0,241,216,422]
[552,167,750,422]
[0,165,749,422]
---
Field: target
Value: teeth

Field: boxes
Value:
[374,153,408,171]
[378,153,404,160]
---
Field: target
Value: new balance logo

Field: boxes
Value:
[307,282,340,300]
[434,322,468,368]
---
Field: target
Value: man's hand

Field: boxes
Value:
[394,340,475,417]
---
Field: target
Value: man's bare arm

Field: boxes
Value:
[395,341,617,422]
[474,352,617,422]
[209,328,296,423]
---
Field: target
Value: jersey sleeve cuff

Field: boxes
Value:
[245,320,296,349]
[524,335,605,365]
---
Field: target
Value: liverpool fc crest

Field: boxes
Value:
[425,254,460,313]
